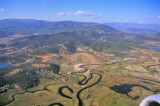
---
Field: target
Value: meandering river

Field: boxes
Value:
[2,60,160,106]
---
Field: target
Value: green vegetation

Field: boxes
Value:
[0,63,60,93]
[89,39,143,56]
[99,95,129,106]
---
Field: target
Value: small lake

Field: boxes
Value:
[147,46,160,50]
[0,63,13,68]
[0,53,5,55]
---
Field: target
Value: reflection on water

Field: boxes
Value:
[0,63,13,68]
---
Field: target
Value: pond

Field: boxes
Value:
[0,63,14,68]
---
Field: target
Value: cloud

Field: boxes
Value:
[57,12,72,15]
[0,8,4,12]
[74,11,101,17]
[57,12,65,15]
[158,16,160,18]
[57,11,101,18]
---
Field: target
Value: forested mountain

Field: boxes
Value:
[0,19,117,37]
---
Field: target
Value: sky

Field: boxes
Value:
[0,0,160,24]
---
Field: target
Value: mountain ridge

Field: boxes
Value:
[0,19,117,37]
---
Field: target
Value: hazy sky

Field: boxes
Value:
[0,0,160,24]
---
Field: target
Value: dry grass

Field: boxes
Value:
[35,55,52,62]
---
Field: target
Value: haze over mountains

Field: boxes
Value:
[105,23,160,34]
[0,19,160,37]
[0,19,159,42]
